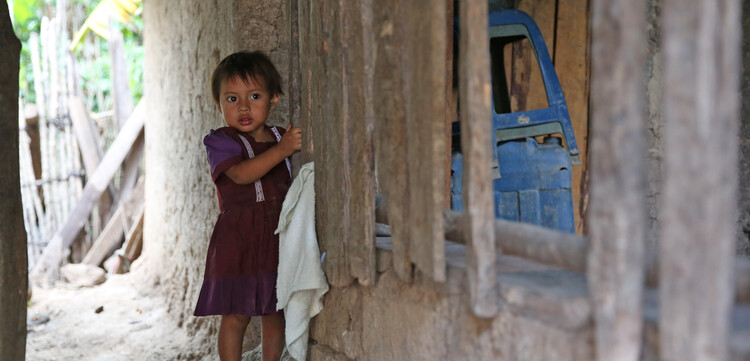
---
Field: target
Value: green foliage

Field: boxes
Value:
[11,0,143,113]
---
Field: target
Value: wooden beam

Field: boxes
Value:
[30,102,145,281]
[68,96,103,177]
[373,1,413,282]
[342,0,376,286]
[81,206,125,266]
[587,0,648,360]
[659,1,741,360]
[287,0,302,175]
[459,0,497,317]
[404,0,448,283]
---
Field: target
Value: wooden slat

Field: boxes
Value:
[459,0,497,317]
[404,0,448,283]
[587,0,647,360]
[659,1,740,360]
[313,0,354,287]
[68,96,103,177]
[373,2,413,282]
[554,0,591,233]
[81,206,125,266]
[30,102,145,281]
[341,0,376,286]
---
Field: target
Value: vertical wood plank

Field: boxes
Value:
[459,0,497,317]
[342,0,376,286]
[315,0,355,287]
[406,0,448,283]
[554,0,590,234]
[373,2,413,282]
[659,1,740,360]
[587,0,647,360]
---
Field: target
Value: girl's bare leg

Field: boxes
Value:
[219,314,251,361]
[261,311,285,361]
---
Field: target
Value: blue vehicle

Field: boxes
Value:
[451,9,581,233]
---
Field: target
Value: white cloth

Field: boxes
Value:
[275,162,328,361]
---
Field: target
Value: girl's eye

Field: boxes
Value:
[250,94,261,100]
[226,96,237,102]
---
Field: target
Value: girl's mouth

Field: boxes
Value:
[239,117,253,126]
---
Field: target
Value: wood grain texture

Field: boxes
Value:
[587,0,647,360]
[372,1,413,282]
[660,1,741,360]
[459,0,497,317]
[342,0,376,286]
[404,0,448,283]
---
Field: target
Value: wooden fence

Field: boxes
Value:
[290,0,748,359]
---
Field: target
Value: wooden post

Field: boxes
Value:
[341,0,377,286]
[659,1,740,360]
[404,0,448,283]
[373,2,413,282]
[0,3,28,358]
[459,0,497,317]
[587,0,647,360]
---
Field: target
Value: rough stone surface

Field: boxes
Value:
[310,256,595,361]
[60,264,107,287]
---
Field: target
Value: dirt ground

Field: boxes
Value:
[25,269,215,361]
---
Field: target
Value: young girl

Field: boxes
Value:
[194,51,301,361]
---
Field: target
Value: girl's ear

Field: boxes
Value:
[215,102,223,114]
[270,93,281,109]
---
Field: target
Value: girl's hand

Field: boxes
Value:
[278,123,302,157]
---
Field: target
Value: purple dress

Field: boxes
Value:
[194,126,291,317]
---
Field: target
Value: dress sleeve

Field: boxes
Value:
[204,129,243,181]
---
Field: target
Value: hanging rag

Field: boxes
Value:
[275,162,328,361]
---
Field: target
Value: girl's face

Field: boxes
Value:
[218,75,280,136]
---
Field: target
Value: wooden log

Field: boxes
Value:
[341,0,376,286]
[404,0,448,283]
[554,0,591,233]
[30,102,145,281]
[659,1,741,360]
[587,0,648,360]
[459,0,496,317]
[372,2,413,282]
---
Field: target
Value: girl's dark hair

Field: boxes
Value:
[210,51,284,104]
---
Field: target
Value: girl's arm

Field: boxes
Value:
[224,125,301,184]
